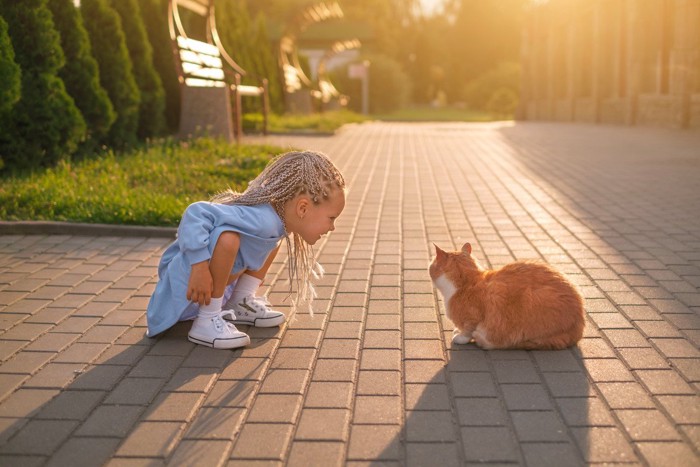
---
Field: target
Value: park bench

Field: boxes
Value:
[315,38,361,111]
[279,2,344,113]
[168,0,268,142]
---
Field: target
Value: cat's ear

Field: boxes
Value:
[434,244,446,259]
[461,242,472,254]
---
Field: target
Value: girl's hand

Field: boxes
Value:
[187,261,213,305]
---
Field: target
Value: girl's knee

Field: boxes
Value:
[216,231,239,253]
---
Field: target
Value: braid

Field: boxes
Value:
[211,150,345,312]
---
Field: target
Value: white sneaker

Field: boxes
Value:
[188,313,250,349]
[222,295,285,328]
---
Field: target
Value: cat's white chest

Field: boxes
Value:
[432,274,457,319]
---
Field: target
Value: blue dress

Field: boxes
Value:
[146,202,285,337]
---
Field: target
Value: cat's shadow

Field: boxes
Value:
[373,342,592,465]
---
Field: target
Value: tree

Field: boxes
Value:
[110,0,165,138]
[81,0,140,147]
[0,0,86,171]
[48,0,115,144]
[0,15,20,113]
[139,0,180,133]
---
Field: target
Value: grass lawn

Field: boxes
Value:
[0,139,285,226]
[374,106,504,122]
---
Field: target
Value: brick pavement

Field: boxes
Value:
[0,121,699,466]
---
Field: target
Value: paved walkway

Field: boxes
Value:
[1,122,699,466]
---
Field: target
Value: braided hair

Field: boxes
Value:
[211,150,345,312]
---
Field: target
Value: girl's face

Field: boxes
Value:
[292,188,345,245]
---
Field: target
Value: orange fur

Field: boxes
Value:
[429,242,585,350]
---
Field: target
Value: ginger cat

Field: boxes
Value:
[429,242,585,350]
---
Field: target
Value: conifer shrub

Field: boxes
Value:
[110,0,165,139]
[48,0,115,145]
[81,0,140,148]
[0,0,86,171]
[0,16,20,114]
[139,0,180,133]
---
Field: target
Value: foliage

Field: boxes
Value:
[110,0,166,139]
[332,54,411,114]
[486,88,518,119]
[462,62,521,112]
[444,0,526,102]
[0,139,285,226]
[215,0,283,114]
[47,0,116,145]
[0,0,86,171]
[139,0,180,133]
[0,15,20,114]
[81,0,141,148]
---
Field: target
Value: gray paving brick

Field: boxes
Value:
[76,405,144,436]
[460,427,520,462]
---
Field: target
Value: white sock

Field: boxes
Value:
[198,296,224,319]
[230,274,262,304]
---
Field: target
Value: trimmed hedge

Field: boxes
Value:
[0,0,86,171]
[81,0,140,148]
[48,0,116,144]
[110,0,165,139]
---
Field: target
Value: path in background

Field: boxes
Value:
[0,122,698,465]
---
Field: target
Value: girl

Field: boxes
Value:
[146,150,346,349]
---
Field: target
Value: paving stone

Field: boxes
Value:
[168,439,230,466]
[460,427,520,462]
[183,407,244,440]
[230,423,293,460]
[312,358,357,382]
[347,425,401,461]
[635,369,695,395]
[115,421,184,458]
[616,409,681,441]
[0,419,78,456]
[247,394,302,423]
[356,370,401,396]
[353,395,401,424]
[142,392,204,422]
[521,442,582,467]
[636,441,699,467]
[0,388,60,418]
[76,405,144,436]
[296,408,350,441]
[571,426,637,463]
[287,441,345,467]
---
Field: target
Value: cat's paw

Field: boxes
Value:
[452,332,471,345]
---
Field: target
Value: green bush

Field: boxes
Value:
[0,0,86,171]
[110,0,165,139]
[0,16,20,114]
[461,61,521,112]
[81,0,140,148]
[48,0,116,145]
[332,54,411,114]
[486,87,518,119]
[139,0,180,133]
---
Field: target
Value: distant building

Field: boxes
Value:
[519,0,700,129]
